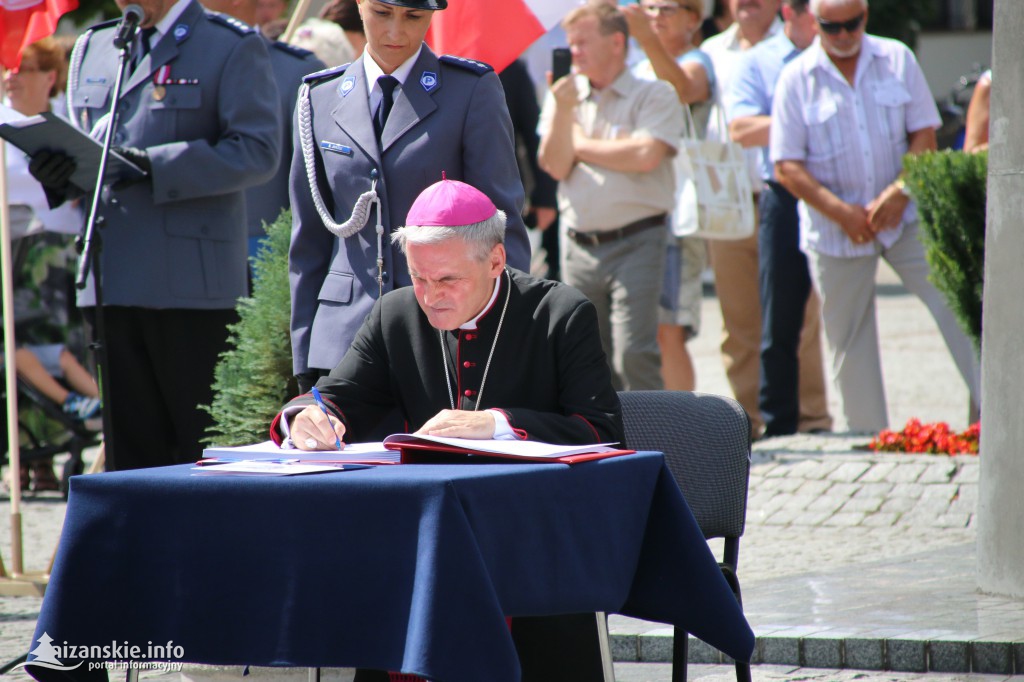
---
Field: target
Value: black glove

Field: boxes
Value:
[28,149,77,190]
[112,146,152,190]
[28,150,77,208]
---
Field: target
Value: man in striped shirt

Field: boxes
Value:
[770,0,979,432]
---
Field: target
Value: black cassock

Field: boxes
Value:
[279,267,624,447]
[275,267,623,681]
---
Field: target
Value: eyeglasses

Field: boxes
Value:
[816,13,865,35]
[640,3,682,17]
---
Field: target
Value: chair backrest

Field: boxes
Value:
[618,390,751,541]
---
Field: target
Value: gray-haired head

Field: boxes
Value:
[809,0,867,16]
[392,210,507,262]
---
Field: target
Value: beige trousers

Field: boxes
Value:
[707,221,832,436]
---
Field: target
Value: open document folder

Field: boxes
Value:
[200,435,634,467]
[382,433,634,463]
[0,108,146,191]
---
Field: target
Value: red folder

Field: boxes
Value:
[380,434,636,465]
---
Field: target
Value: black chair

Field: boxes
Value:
[617,390,752,682]
[1,371,97,498]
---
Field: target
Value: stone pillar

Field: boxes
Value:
[977,0,1024,597]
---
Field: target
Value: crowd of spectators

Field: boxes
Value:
[3,0,989,491]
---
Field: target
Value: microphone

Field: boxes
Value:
[112,4,144,50]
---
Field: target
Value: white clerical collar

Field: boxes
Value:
[151,0,191,41]
[363,44,424,93]
[460,273,503,331]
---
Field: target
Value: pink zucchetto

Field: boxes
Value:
[405,172,498,227]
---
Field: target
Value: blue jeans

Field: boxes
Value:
[758,181,812,436]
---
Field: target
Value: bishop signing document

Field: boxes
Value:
[271,176,625,681]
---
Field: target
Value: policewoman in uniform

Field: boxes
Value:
[38,0,281,469]
[288,0,531,392]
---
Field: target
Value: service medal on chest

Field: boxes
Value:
[153,65,171,101]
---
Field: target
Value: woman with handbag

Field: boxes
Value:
[624,0,714,391]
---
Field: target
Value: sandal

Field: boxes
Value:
[31,462,61,492]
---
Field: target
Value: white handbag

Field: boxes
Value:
[672,105,755,240]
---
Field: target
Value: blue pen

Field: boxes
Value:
[311,386,342,451]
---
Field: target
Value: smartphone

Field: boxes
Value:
[552,47,572,82]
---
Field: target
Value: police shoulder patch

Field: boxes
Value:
[207,11,256,35]
[271,41,316,60]
[303,62,351,84]
[439,54,493,76]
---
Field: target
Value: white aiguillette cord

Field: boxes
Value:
[298,83,386,295]
[439,269,511,411]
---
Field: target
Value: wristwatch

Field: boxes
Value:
[894,177,910,198]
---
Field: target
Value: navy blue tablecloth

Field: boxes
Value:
[28,452,753,682]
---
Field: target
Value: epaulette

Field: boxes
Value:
[303,62,350,84]
[440,54,493,76]
[271,40,316,60]
[207,11,256,35]
[88,17,121,32]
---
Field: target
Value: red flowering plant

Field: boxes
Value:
[869,419,980,456]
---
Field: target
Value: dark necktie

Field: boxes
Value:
[132,27,156,72]
[374,75,399,142]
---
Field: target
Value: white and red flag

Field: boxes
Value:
[426,0,577,74]
[1,0,78,70]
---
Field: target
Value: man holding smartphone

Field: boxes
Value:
[539,2,684,392]
[552,46,572,81]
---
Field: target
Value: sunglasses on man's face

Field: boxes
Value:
[817,13,865,35]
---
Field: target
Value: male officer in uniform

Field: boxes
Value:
[288,0,531,393]
[201,0,327,261]
[29,0,281,469]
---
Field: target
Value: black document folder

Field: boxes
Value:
[0,112,146,191]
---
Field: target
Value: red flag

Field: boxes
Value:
[0,0,79,70]
[425,0,576,74]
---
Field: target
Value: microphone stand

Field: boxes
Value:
[75,26,138,471]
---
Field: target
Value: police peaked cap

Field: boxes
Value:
[376,0,447,9]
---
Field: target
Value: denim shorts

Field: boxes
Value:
[659,235,707,336]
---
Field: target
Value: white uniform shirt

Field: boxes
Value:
[363,44,423,99]
[700,17,782,193]
[770,35,940,258]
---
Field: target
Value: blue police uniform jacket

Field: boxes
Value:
[288,46,531,375]
[68,0,281,309]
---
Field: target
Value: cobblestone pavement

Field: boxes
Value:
[0,487,65,678]
[609,445,1006,674]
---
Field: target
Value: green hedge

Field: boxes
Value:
[903,150,987,352]
[202,211,297,446]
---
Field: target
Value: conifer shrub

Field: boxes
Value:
[202,211,297,445]
[903,150,987,351]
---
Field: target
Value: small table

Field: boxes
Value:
[28,452,753,682]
